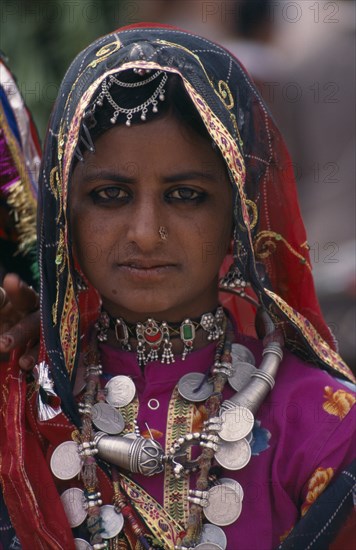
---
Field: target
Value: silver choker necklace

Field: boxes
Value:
[95,307,226,366]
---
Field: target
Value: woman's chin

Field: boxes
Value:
[100,296,181,322]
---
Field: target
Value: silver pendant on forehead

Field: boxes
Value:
[50,441,81,480]
[100,504,124,539]
[60,488,87,528]
[105,375,136,407]
[203,484,242,526]
[178,372,214,402]
[218,405,254,442]
[91,402,125,434]
[215,438,252,470]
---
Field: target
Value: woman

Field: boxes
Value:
[0,24,355,550]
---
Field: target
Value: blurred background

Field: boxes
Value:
[1,0,355,365]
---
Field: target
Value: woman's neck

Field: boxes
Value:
[95,306,226,363]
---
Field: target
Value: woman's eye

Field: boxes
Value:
[91,187,129,202]
[167,188,205,202]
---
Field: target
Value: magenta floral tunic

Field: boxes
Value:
[100,336,355,549]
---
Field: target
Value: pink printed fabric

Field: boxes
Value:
[100,338,355,550]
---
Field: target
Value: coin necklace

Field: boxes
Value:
[50,308,283,549]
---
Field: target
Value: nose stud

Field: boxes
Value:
[159,226,168,240]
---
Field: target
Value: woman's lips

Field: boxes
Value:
[116,263,177,280]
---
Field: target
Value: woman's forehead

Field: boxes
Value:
[72,114,229,185]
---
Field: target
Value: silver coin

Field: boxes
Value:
[215,438,251,470]
[219,478,244,501]
[200,523,227,549]
[219,406,254,442]
[101,504,124,539]
[195,544,223,550]
[204,484,242,526]
[50,441,81,480]
[91,402,125,434]
[74,539,92,550]
[231,343,255,365]
[228,361,257,392]
[60,488,87,528]
[178,372,214,402]
[105,375,136,407]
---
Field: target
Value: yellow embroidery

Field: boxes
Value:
[89,41,122,68]
[254,230,311,270]
[164,387,194,525]
[264,289,355,382]
[49,166,63,223]
[52,229,66,325]
[121,474,182,548]
[59,274,78,377]
[245,199,258,230]
[218,80,234,109]
[322,386,355,420]
[301,467,334,516]
[0,104,37,254]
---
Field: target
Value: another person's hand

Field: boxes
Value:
[0,273,40,371]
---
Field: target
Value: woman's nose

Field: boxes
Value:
[126,196,163,251]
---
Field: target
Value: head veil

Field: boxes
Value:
[37,23,354,425]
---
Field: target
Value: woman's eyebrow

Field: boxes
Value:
[163,170,219,184]
[80,169,221,185]
[80,169,137,184]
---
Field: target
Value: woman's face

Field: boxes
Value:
[70,114,233,322]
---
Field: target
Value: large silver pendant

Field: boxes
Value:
[203,484,242,526]
[215,438,251,470]
[101,504,124,539]
[219,406,254,442]
[178,372,214,402]
[60,488,87,527]
[91,402,125,434]
[95,432,164,476]
[105,375,136,407]
[50,441,81,480]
